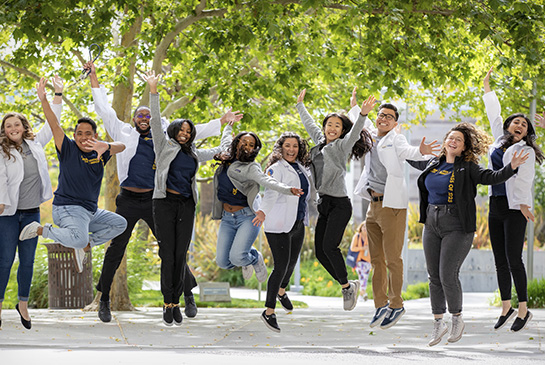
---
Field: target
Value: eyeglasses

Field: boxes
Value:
[136,114,151,119]
[377,113,395,121]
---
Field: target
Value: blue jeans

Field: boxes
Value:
[0,209,40,302]
[43,205,127,249]
[216,207,260,269]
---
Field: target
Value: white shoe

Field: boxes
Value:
[242,265,254,280]
[447,314,465,343]
[253,252,268,283]
[428,319,448,346]
[19,221,41,241]
[73,248,85,273]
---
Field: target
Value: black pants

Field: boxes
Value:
[489,196,528,302]
[97,189,197,302]
[264,220,305,309]
[153,193,196,304]
[315,195,352,285]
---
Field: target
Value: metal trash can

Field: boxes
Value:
[43,243,93,309]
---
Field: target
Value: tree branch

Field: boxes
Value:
[0,59,83,119]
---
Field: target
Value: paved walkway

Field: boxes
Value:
[0,290,543,364]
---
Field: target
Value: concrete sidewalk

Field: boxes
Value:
[0,290,543,364]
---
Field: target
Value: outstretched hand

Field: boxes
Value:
[83,61,96,77]
[290,187,304,197]
[220,108,243,126]
[420,137,441,156]
[510,149,530,170]
[350,86,357,108]
[483,66,493,93]
[36,77,48,101]
[252,210,265,227]
[143,70,161,93]
[82,138,109,160]
[360,95,377,116]
[297,89,306,103]
[52,74,64,93]
[520,204,535,222]
[535,111,545,129]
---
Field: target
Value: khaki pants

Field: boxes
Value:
[366,201,407,309]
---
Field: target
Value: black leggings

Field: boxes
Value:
[264,220,305,309]
[314,195,352,285]
[489,196,528,303]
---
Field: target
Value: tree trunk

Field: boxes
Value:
[85,13,143,312]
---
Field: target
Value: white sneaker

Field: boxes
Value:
[242,265,254,280]
[19,221,41,241]
[253,252,268,283]
[73,248,85,273]
[428,319,448,346]
[447,314,465,343]
[342,280,360,311]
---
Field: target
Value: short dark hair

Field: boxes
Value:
[75,117,97,133]
[378,103,399,121]
[133,106,150,118]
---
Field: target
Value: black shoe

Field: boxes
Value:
[277,293,293,312]
[98,301,112,323]
[184,294,198,318]
[261,310,281,333]
[494,307,516,330]
[511,311,532,332]
[15,303,31,330]
[172,304,183,326]
[163,304,174,326]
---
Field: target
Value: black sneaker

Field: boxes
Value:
[261,310,281,333]
[163,304,173,326]
[511,311,532,332]
[494,307,517,330]
[172,304,183,326]
[277,293,293,312]
[98,300,112,323]
[184,294,198,318]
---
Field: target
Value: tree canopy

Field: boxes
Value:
[2,0,545,194]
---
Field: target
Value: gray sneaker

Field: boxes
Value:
[19,221,41,241]
[447,314,465,343]
[242,265,254,280]
[73,248,85,273]
[342,280,360,311]
[428,319,448,346]
[253,252,268,283]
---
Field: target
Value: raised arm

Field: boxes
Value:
[143,70,167,155]
[296,89,324,145]
[36,77,65,152]
[483,66,493,94]
[482,67,504,140]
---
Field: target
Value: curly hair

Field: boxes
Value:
[439,122,493,164]
[320,113,373,160]
[265,132,311,170]
[1,112,35,160]
[500,113,544,164]
[214,131,262,166]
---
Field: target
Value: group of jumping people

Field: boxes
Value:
[0,64,542,346]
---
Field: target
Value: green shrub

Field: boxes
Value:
[402,282,430,300]
[490,278,545,309]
